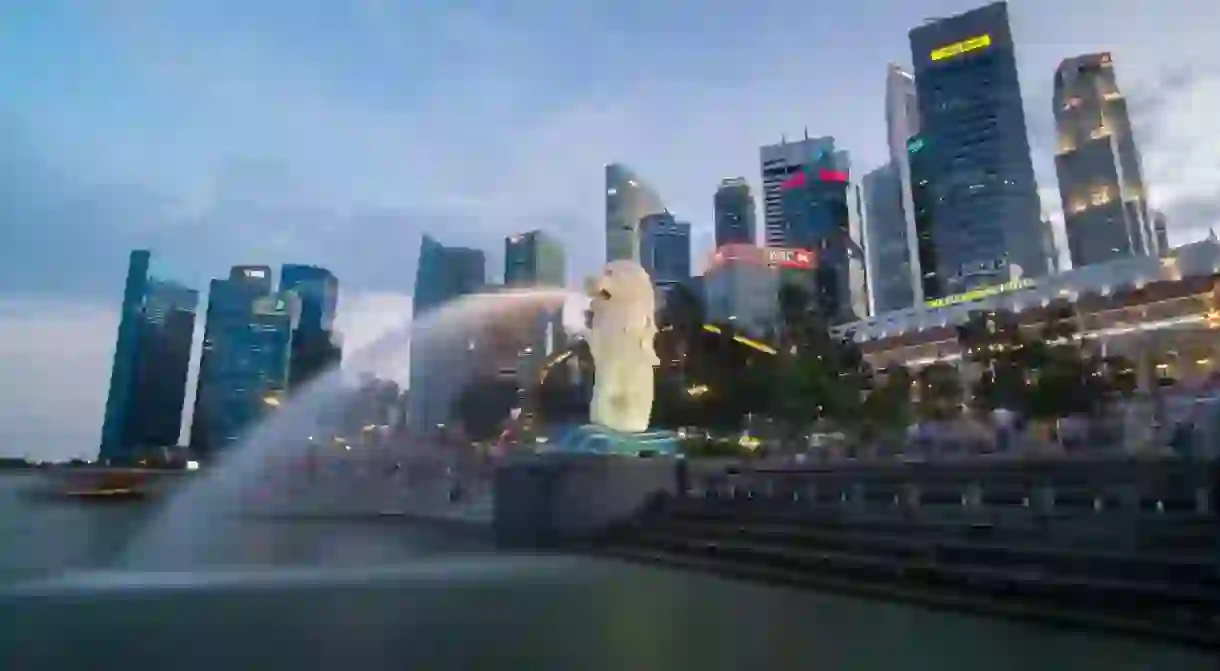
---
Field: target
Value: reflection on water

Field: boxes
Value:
[0,475,1212,670]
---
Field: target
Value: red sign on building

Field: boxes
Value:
[709,244,816,270]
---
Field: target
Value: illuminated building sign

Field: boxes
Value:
[907,137,925,153]
[929,34,992,62]
[780,169,849,190]
[709,244,816,270]
[925,278,1035,308]
[766,248,816,269]
[244,268,266,279]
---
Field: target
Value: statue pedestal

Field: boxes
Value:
[545,424,679,457]
[493,451,680,549]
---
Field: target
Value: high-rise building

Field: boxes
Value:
[907,134,941,300]
[640,212,693,312]
[713,178,757,247]
[505,230,565,288]
[885,63,924,305]
[408,235,486,432]
[504,230,567,378]
[909,1,1047,295]
[1040,216,1062,274]
[605,163,665,263]
[1053,53,1153,268]
[279,265,342,391]
[863,164,915,313]
[779,144,870,324]
[1153,210,1170,255]
[99,250,199,462]
[190,266,297,456]
[640,212,692,284]
[703,244,816,336]
[760,135,837,247]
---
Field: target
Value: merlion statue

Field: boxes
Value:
[584,260,659,434]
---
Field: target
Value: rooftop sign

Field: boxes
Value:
[930,34,992,62]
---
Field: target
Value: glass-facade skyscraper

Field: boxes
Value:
[713,178,757,247]
[505,230,565,288]
[1053,52,1154,268]
[779,145,869,324]
[280,264,342,391]
[760,135,838,248]
[605,163,665,263]
[863,163,914,313]
[640,212,692,312]
[909,1,1046,295]
[408,235,486,432]
[907,134,941,301]
[99,250,199,462]
[190,266,298,456]
[504,230,567,374]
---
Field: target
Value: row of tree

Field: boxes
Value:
[450,286,1143,448]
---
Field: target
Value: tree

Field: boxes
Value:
[862,365,914,438]
[917,362,963,420]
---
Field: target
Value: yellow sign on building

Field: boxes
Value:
[930,34,992,62]
[925,278,1034,309]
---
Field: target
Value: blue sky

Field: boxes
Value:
[2,0,1217,459]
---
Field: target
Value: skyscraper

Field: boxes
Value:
[605,163,665,263]
[504,230,567,374]
[1153,210,1170,255]
[99,250,199,462]
[863,164,915,313]
[640,212,692,312]
[760,135,837,248]
[909,2,1047,295]
[190,265,296,456]
[713,178,757,247]
[639,212,692,284]
[885,63,924,305]
[279,264,342,391]
[408,235,486,432]
[1053,52,1153,268]
[505,230,565,288]
[779,144,869,324]
[907,134,941,300]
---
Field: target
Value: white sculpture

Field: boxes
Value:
[584,260,660,433]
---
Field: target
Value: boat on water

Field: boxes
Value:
[24,472,156,503]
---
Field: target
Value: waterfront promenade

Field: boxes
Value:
[597,454,1220,647]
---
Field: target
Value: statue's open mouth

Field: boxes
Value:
[598,289,612,300]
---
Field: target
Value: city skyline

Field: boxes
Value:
[2,0,1216,459]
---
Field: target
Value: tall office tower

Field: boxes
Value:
[779,144,870,324]
[408,235,486,432]
[713,178,757,247]
[1053,53,1153,268]
[190,266,297,456]
[885,63,924,304]
[280,265,342,391]
[640,212,693,312]
[505,230,567,374]
[99,250,199,463]
[605,163,665,263]
[907,135,941,300]
[505,230,566,288]
[910,1,1047,295]
[1040,216,1062,274]
[1153,210,1170,255]
[863,164,915,313]
[760,135,837,247]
